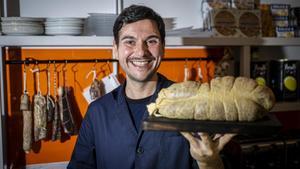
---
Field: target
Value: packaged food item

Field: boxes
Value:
[206,0,231,9]
[210,9,239,37]
[270,59,298,101]
[238,10,261,37]
[275,27,294,38]
[232,0,256,9]
[273,16,289,27]
[270,4,290,17]
[251,61,269,86]
[260,4,276,37]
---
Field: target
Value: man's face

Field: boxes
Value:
[113,19,164,82]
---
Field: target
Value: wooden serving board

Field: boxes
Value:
[142,114,282,135]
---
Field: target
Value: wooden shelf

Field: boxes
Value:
[271,101,300,112]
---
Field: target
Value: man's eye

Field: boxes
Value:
[124,40,135,46]
[147,39,159,46]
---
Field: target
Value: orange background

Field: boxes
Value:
[5,47,223,167]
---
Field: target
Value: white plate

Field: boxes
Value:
[46,17,84,22]
[45,22,83,27]
[1,17,44,22]
[45,29,82,35]
[1,22,43,27]
[2,26,44,35]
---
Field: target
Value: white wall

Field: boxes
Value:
[124,0,300,29]
[123,0,203,29]
[20,0,300,28]
[20,0,117,17]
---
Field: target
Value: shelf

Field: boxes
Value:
[182,37,300,46]
[0,36,183,47]
[271,101,300,112]
[1,36,300,47]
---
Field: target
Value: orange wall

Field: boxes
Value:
[5,47,222,167]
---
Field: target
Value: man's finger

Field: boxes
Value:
[217,133,236,151]
[198,132,213,146]
[213,133,223,141]
[180,132,198,146]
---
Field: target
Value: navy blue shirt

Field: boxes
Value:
[126,95,152,132]
[67,73,197,169]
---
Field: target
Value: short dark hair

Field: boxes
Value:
[113,5,165,45]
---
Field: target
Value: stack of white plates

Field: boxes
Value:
[1,17,44,35]
[83,13,117,36]
[45,18,84,36]
[163,18,176,30]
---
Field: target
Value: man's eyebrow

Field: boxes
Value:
[147,35,160,40]
[120,35,160,41]
[121,36,135,41]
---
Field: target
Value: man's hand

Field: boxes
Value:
[181,132,236,169]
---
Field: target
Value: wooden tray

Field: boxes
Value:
[142,114,282,135]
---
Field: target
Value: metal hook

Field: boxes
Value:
[30,61,39,73]
[46,60,51,70]
[86,59,98,80]
[63,60,68,72]
[72,63,78,72]
[92,59,98,70]
[53,61,57,72]
[106,60,112,73]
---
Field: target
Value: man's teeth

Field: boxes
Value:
[132,60,150,66]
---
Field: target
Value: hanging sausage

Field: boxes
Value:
[46,64,55,122]
[20,63,32,153]
[51,62,61,141]
[31,64,47,142]
[58,63,77,135]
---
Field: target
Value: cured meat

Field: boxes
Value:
[33,93,47,141]
[23,110,32,153]
[21,64,32,153]
[51,101,61,141]
[89,79,104,100]
[58,87,77,135]
[147,76,275,121]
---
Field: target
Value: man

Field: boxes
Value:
[68,5,235,169]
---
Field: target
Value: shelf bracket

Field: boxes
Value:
[240,45,251,77]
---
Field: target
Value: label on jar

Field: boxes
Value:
[206,0,230,9]
[212,9,238,36]
[238,10,261,37]
[232,0,255,10]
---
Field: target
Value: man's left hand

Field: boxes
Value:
[181,132,236,169]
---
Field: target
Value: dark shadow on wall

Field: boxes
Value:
[5,47,26,168]
[7,0,20,16]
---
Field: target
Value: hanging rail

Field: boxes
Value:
[5,56,216,65]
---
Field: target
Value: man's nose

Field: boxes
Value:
[135,41,148,57]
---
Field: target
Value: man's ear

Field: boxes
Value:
[112,40,118,59]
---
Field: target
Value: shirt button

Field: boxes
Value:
[136,147,144,154]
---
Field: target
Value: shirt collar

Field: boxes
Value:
[117,73,169,105]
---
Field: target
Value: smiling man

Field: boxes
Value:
[68,5,234,169]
